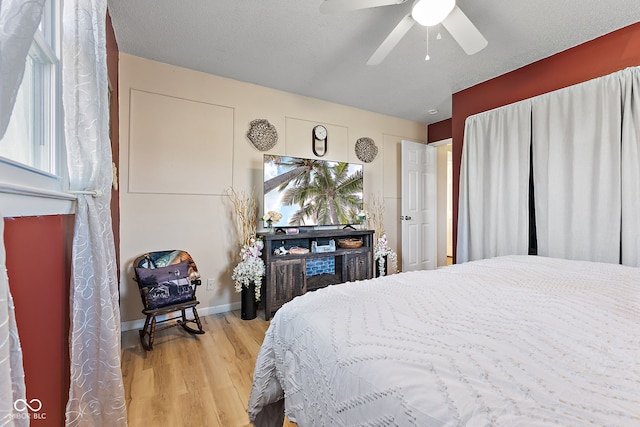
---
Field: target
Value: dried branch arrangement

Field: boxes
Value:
[366,193,399,275]
[366,193,385,242]
[225,187,258,246]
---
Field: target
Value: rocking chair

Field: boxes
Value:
[133,250,205,350]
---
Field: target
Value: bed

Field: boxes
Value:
[248,255,640,426]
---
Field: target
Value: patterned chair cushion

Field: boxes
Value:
[135,260,194,309]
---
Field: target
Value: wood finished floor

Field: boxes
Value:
[121,309,296,427]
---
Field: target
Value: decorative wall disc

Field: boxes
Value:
[247,119,278,151]
[355,137,378,163]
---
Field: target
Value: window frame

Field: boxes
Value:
[0,0,74,217]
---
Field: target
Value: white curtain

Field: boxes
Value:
[621,67,640,267]
[457,101,532,263]
[532,74,622,263]
[0,223,27,427]
[62,0,126,425]
[0,1,44,426]
[0,0,45,139]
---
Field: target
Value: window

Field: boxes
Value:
[0,0,74,217]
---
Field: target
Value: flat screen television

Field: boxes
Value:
[263,154,363,227]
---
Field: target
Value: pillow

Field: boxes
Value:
[135,260,194,309]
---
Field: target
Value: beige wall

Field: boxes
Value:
[118,54,426,326]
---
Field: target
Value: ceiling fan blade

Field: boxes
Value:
[320,0,407,15]
[441,6,487,55]
[367,14,415,65]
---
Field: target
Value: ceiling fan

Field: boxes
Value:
[319,0,488,65]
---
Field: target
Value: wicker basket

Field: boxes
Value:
[338,238,363,249]
[289,247,309,254]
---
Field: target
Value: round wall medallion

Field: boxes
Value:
[355,137,378,163]
[247,119,278,151]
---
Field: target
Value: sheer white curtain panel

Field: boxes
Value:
[621,66,640,267]
[0,0,44,139]
[62,0,126,425]
[457,101,532,263]
[531,74,622,263]
[0,1,44,425]
[0,222,27,427]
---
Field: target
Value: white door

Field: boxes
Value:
[401,140,437,271]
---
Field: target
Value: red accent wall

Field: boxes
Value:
[107,10,120,279]
[5,215,74,425]
[427,118,452,143]
[451,22,640,262]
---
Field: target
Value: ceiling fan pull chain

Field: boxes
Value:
[425,27,430,61]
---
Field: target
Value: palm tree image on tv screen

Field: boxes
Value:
[263,155,364,227]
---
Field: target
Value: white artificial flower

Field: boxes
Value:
[263,210,283,223]
[232,237,265,300]
[374,234,398,276]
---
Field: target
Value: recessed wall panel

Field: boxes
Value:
[128,89,233,194]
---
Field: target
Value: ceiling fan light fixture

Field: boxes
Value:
[411,0,456,26]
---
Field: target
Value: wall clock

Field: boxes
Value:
[312,125,328,157]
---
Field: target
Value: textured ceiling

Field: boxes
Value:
[107,0,640,124]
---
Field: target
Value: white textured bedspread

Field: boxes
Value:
[248,256,640,426]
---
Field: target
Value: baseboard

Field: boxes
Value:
[120,301,242,332]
